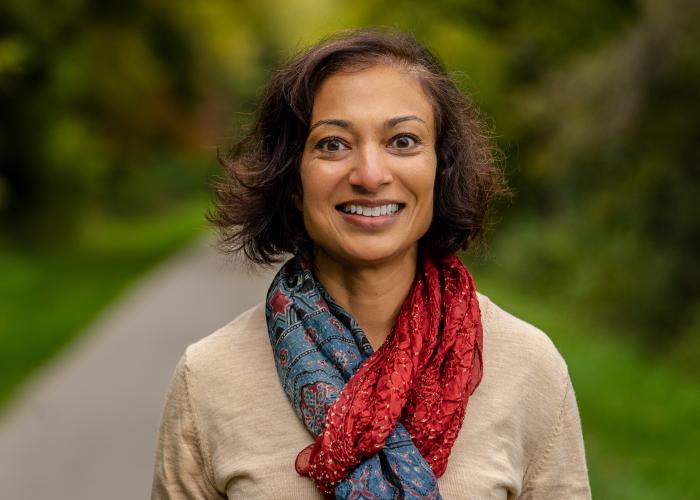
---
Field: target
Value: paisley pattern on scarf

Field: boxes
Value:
[265,250,483,498]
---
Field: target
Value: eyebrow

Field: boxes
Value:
[309,118,350,132]
[308,115,426,133]
[386,115,426,128]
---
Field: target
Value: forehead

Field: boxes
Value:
[310,63,434,128]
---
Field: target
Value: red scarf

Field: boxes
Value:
[296,252,483,494]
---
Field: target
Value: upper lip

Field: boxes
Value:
[335,199,404,208]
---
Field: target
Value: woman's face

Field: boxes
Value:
[298,63,437,268]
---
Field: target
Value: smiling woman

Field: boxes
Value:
[298,64,438,346]
[300,65,436,263]
[152,28,592,499]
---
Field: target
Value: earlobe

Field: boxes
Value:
[292,192,303,211]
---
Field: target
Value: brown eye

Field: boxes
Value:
[390,134,418,149]
[316,137,349,152]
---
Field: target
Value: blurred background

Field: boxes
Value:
[1,0,698,498]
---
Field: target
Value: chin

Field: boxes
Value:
[336,240,416,267]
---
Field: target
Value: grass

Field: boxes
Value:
[470,269,700,500]
[0,197,209,410]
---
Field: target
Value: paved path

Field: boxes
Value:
[0,240,278,500]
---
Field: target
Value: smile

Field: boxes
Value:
[339,203,403,217]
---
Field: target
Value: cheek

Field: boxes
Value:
[298,161,333,228]
[422,190,435,227]
[418,159,437,204]
[299,172,322,211]
[297,158,315,210]
[416,161,437,227]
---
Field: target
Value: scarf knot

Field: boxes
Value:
[265,251,483,498]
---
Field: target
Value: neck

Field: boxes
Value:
[313,247,418,350]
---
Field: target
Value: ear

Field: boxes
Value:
[291,191,303,211]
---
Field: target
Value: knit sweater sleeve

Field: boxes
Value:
[151,352,225,500]
[519,373,591,499]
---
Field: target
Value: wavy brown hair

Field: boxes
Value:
[209,28,508,264]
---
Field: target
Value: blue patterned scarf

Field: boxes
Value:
[266,251,483,498]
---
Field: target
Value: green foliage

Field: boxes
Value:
[491,0,700,356]
[0,0,256,243]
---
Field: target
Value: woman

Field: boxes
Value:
[152,28,591,499]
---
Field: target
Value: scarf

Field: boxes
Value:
[265,250,483,498]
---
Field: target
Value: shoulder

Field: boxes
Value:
[185,302,268,363]
[176,303,272,402]
[450,294,590,498]
[477,292,569,385]
[472,293,573,447]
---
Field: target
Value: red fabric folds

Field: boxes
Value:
[296,252,484,494]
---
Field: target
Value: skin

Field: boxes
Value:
[298,63,437,349]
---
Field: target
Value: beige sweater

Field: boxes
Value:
[152,294,591,499]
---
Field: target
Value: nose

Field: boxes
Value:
[347,144,392,193]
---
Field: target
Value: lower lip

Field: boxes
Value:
[336,208,402,230]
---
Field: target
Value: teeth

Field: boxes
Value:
[341,203,401,217]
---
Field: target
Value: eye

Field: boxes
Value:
[315,137,350,153]
[389,134,420,150]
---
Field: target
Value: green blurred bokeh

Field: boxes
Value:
[1,0,698,498]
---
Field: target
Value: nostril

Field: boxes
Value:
[348,163,393,189]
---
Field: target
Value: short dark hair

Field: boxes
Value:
[209,27,508,264]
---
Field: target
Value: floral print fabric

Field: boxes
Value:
[265,250,483,498]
